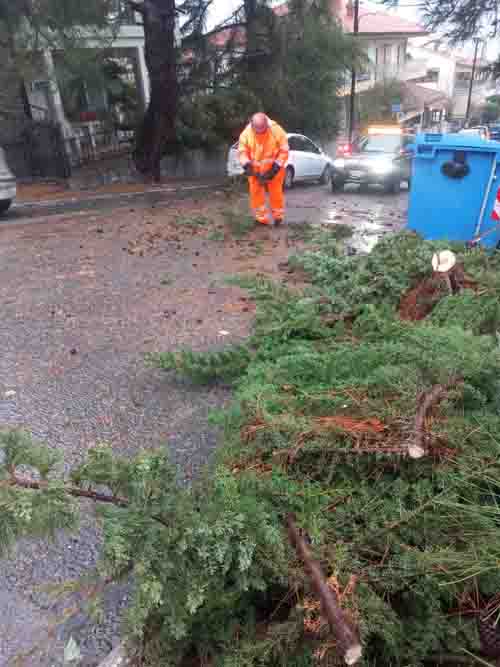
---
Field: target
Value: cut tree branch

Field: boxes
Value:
[407,377,463,459]
[287,514,362,665]
[2,473,169,528]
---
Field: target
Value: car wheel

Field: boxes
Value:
[320,165,332,185]
[284,166,295,190]
[0,199,12,214]
[331,178,345,193]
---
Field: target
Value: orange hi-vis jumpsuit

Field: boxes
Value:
[238,120,289,225]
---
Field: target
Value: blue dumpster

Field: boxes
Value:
[408,133,500,248]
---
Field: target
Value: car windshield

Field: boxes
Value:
[361,134,401,153]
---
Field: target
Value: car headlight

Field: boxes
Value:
[371,159,394,175]
[333,158,345,169]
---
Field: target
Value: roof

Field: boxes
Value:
[205,0,427,54]
[456,56,490,69]
[209,26,246,48]
[407,39,491,68]
[273,1,427,36]
[342,11,426,36]
[402,82,451,111]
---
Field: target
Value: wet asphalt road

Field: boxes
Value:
[0,182,408,666]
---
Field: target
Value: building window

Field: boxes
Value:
[397,44,405,68]
[376,45,391,66]
[375,45,393,79]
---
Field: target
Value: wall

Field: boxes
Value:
[406,44,457,99]
[406,41,498,119]
[452,76,497,117]
[68,146,229,189]
[362,37,408,83]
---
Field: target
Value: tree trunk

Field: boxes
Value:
[131,0,178,182]
[243,0,259,76]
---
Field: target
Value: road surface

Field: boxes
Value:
[0,182,407,666]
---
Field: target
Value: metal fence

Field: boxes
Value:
[3,120,136,181]
[68,126,135,168]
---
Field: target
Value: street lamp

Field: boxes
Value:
[465,37,483,126]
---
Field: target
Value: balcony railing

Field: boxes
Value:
[108,0,140,25]
[375,63,404,81]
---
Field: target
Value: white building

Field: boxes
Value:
[274,0,427,93]
[405,38,496,120]
[335,0,427,87]
[24,2,150,140]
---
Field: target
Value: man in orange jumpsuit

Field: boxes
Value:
[238,113,289,226]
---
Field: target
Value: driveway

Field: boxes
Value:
[0,182,408,666]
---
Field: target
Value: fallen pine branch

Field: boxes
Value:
[286,514,362,665]
[2,473,169,528]
[274,443,456,467]
[407,377,463,459]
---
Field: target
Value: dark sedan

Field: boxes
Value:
[332,127,414,194]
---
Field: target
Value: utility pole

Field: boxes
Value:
[465,37,481,127]
[348,0,360,144]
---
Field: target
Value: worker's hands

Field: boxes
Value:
[243,163,255,177]
[262,162,281,181]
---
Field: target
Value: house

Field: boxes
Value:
[22,1,151,154]
[331,0,427,88]
[271,0,427,90]
[405,38,496,121]
[399,81,450,129]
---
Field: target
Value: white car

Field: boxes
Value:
[227,133,333,188]
[0,146,16,213]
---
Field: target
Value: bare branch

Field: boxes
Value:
[2,473,170,528]
[287,514,362,665]
[407,378,463,459]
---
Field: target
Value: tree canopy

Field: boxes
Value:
[387,0,500,43]
[0,0,119,115]
[178,0,356,146]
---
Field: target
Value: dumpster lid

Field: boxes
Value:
[415,132,500,152]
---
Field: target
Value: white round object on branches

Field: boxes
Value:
[432,250,457,273]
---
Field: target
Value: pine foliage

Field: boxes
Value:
[152,233,500,665]
[6,233,500,666]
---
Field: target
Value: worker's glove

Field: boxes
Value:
[263,162,281,181]
[243,163,255,177]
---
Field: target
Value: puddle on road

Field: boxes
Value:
[320,205,403,254]
[346,219,388,254]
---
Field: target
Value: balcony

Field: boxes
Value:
[108,0,140,25]
[375,63,404,81]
